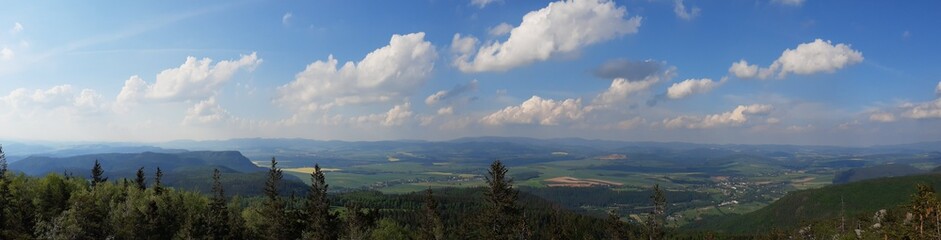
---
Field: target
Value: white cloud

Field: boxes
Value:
[437,106,454,115]
[0,47,13,61]
[1,85,104,112]
[74,89,104,109]
[673,0,701,20]
[454,0,642,73]
[488,22,513,36]
[593,68,673,106]
[728,60,760,79]
[773,0,805,6]
[277,33,437,112]
[470,0,501,8]
[666,77,724,99]
[766,117,781,124]
[351,102,415,127]
[615,117,645,129]
[869,112,896,123]
[730,39,863,79]
[450,34,478,55]
[425,79,478,106]
[183,97,228,125]
[10,22,23,34]
[481,96,586,126]
[936,81,941,95]
[116,53,261,103]
[901,98,941,120]
[594,78,658,105]
[664,104,773,129]
[282,12,293,25]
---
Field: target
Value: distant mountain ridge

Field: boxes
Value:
[832,163,927,184]
[9,151,263,176]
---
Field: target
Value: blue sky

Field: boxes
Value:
[1,0,940,145]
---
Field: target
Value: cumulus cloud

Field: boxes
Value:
[0,47,13,61]
[615,117,645,129]
[282,12,293,25]
[730,39,863,79]
[481,96,587,126]
[351,102,415,127]
[183,97,228,125]
[673,0,701,20]
[592,59,662,80]
[437,106,454,115]
[116,53,261,103]
[1,85,104,112]
[666,77,725,99]
[594,78,659,106]
[663,104,773,129]
[425,79,479,105]
[454,0,642,72]
[773,0,805,6]
[728,60,762,79]
[470,0,501,8]
[10,22,23,34]
[901,99,941,120]
[276,33,437,112]
[488,23,513,36]
[593,67,673,106]
[869,112,896,123]
[936,81,941,95]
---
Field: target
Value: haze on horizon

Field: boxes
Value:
[1,0,940,146]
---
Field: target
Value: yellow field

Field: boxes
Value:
[283,167,342,174]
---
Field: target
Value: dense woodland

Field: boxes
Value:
[5,145,941,239]
[0,146,667,240]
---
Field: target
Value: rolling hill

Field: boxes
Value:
[686,173,941,233]
[831,163,926,184]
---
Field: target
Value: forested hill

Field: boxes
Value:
[687,173,941,233]
[831,163,926,184]
[9,151,263,176]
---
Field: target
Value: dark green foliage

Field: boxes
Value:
[646,184,668,240]
[91,159,107,187]
[344,203,380,240]
[207,168,229,239]
[154,167,164,195]
[0,144,6,178]
[419,189,445,240]
[520,186,710,217]
[482,160,526,240]
[259,157,291,240]
[303,164,337,240]
[607,209,630,240]
[135,167,146,190]
[0,144,6,238]
[689,173,941,233]
[833,163,925,184]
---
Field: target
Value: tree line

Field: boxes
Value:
[0,145,680,240]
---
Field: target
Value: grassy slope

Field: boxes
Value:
[686,173,941,233]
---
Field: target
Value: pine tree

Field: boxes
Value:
[419,189,445,240]
[0,144,6,179]
[0,144,7,238]
[207,168,229,239]
[607,209,628,240]
[135,167,147,190]
[91,159,107,187]
[303,164,335,240]
[345,203,379,240]
[153,167,164,195]
[261,157,288,240]
[482,160,524,240]
[645,184,667,240]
